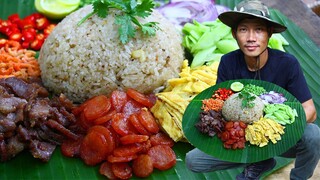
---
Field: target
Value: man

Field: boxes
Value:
[185,0,320,179]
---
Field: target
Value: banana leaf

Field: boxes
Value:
[183,79,306,163]
[1,0,319,179]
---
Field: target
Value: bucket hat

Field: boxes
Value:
[218,0,287,33]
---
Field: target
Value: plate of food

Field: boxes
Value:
[182,79,306,163]
[1,0,319,179]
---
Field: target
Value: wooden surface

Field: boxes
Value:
[261,0,320,47]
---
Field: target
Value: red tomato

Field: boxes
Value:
[147,145,176,170]
[80,131,108,166]
[83,95,111,121]
[126,88,154,108]
[150,132,175,147]
[111,162,132,180]
[128,113,150,135]
[132,154,154,178]
[137,108,159,134]
[60,137,83,158]
[99,161,118,180]
[119,134,149,145]
[111,90,128,112]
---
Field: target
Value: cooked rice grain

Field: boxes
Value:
[222,92,265,123]
[38,5,184,103]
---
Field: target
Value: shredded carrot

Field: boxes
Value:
[201,98,224,112]
[0,40,40,80]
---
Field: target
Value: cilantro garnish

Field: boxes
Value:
[238,91,256,108]
[78,0,159,44]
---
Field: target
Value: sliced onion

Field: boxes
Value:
[215,4,231,15]
[156,0,218,28]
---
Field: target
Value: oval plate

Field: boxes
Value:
[182,79,306,163]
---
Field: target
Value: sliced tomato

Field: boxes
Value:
[99,161,118,180]
[128,113,150,135]
[113,143,144,157]
[150,132,175,147]
[111,90,128,112]
[60,137,83,158]
[147,145,176,170]
[83,95,111,121]
[88,125,116,154]
[107,154,137,163]
[120,134,149,145]
[126,88,154,108]
[137,108,159,134]
[111,113,138,136]
[94,110,116,125]
[132,154,154,178]
[80,131,108,166]
[111,162,132,180]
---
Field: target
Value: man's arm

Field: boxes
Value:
[302,99,317,123]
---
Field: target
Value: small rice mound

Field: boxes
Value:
[222,92,265,123]
[38,5,184,103]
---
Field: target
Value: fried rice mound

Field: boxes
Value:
[38,5,185,103]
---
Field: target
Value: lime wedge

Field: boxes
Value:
[34,0,45,13]
[35,0,79,19]
[57,0,81,6]
[230,82,244,92]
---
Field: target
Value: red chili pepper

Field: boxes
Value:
[19,18,36,29]
[21,41,30,49]
[8,32,22,42]
[0,38,7,48]
[44,24,56,36]
[36,33,45,41]
[36,17,50,30]
[21,29,36,42]
[30,38,44,51]
[7,14,20,24]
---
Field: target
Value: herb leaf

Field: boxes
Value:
[115,15,136,43]
[238,91,256,108]
[92,0,108,18]
[78,0,159,44]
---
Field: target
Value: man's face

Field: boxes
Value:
[234,18,270,58]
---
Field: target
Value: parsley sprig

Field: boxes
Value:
[238,91,256,108]
[78,0,159,44]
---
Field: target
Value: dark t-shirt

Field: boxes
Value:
[216,48,312,103]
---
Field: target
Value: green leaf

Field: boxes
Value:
[133,0,154,17]
[115,14,135,43]
[93,0,108,18]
